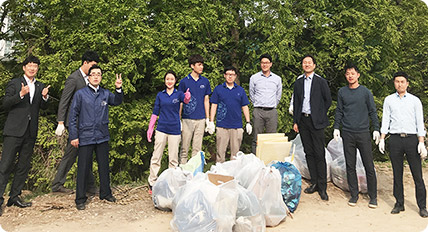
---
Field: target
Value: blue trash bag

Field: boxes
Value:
[271,162,302,213]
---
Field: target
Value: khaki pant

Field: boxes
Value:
[180,118,205,164]
[216,127,244,163]
[148,130,180,186]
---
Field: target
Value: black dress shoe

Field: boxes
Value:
[391,203,405,214]
[319,191,329,201]
[7,198,32,208]
[101,195,116,203]
[420,208,428,218]
[76,203,85,210]
[304,184,318,194]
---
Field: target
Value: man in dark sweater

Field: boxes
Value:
[333,63,380,208]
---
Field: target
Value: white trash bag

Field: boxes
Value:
[248,166,287,227]
[171,173,239,232]
[152,167,192,211]
[233,184,266,232]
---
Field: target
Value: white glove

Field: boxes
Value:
[207,121,215,135]
[418,142,427,160]
[379,139,385,154]
[205,118,210,132]
[373,131,380,145]
[55,124,65,136]
[246,122,252,135]
[333,129,341,141]
[288,105,293,115]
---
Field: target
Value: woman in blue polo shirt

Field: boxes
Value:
[147,70,190,193]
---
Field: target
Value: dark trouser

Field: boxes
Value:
[0,126,35,205]
[389,134,426,209]
[298,114,327,192]
[75,142,112,205]
[342,131,377,200]
[252,107,278,154]
[52,135,95,192]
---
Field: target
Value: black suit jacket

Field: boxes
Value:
[2,77,48,138]
[293,73,332,129]
[57,69,87,127]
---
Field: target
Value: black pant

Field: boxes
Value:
[0,126,35,204]
[389,134,426,209]
[298,114,327,192]
[342,131,377,200]
[52,138,95,191]
[75,142,112,205]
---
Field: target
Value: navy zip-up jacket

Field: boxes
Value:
[68,86,123,146]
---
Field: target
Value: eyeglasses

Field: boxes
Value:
[225,73,237,77]
[89,73,102,77]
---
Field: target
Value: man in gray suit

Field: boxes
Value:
[51,51,100,194]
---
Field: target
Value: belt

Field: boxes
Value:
[391,133,416,138]
[256,107,274,111]
[302,113,310,117]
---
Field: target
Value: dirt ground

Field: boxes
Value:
[1,163,428,232]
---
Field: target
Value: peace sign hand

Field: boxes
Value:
[115,73,122,89]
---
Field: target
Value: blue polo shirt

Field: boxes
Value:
[178,73,211,119]
[152,89,185,135]
[210,82,250,129]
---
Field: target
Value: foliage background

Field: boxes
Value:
[0,0,427,193]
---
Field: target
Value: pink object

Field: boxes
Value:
[147,114,158,142]
[183,88,191,104]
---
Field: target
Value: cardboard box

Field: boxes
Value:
[207,173,234,186]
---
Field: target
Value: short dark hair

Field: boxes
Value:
[259,53,272,63]
[22,55,40,66]
[344,63,359,73]
[188,54,204,66]
[82,50,100,65]
[88,65,102,75]
[302,54,316,65]
[223,66,237,74]
[393,71,409,81]
[164,70,177,80]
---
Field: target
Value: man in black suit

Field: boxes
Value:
[51,51,100,194]
[0,55,49,215]
[293,54,332,201]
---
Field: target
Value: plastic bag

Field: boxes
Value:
[289,134,332,182]
[248,166,287,227]
[270,162,302,213]
[171,173,239,232]
[180,151,205,176]
[233,184,266,232]
[152,167,192,211]
[328,138,368,193]
[233,153,266,189]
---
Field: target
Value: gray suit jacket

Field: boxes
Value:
[57,69,86,127]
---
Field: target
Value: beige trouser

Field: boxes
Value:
[216,127,244,163]
[180,118,205,164]
[148,130,180,186]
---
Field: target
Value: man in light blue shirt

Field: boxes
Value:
[379,71,428,217]
[249,54,282,154]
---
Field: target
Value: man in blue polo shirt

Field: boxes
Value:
[178,54,212,164]
[209,66,252,163]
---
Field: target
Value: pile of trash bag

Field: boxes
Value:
[152,151,301,231]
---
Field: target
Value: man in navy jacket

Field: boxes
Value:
[68,65,123,210]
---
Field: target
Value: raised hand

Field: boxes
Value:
[20,83,30,97]
[42,85,50,97]
[115,73,122,88]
